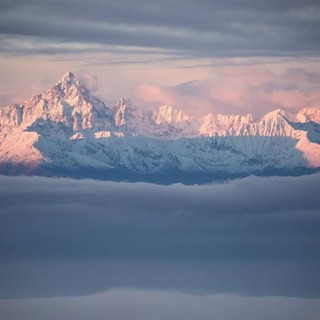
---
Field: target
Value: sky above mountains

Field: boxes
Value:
[0,0,320,116]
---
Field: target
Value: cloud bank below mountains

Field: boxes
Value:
[1,174,320,300]
[1,173,320,219]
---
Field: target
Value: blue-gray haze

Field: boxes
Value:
[0,174,320,295]
[1,174,320,319]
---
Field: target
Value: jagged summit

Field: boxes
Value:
[261,108,286,121]
[156,105,191,124]
[61,71,76,83]
[54,71,87,96]
[117,98,133,107]
[55,71,80,91]
[0,72,113,132]
[114,98,136,127]
[297,107,320,123]
[0,72,320,181]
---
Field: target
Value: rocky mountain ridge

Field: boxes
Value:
[0,72,319,183]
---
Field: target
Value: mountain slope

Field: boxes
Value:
[0,72,319,182]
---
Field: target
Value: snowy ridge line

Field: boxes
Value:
[0,72,320,179]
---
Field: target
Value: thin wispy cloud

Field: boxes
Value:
[131,67,320,116]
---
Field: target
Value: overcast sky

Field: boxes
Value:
[1,0,320,115]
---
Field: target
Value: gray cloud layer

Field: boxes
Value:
[1,0,320,57]
[1,174,320,299]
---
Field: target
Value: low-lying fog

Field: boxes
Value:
[1,174,320,319]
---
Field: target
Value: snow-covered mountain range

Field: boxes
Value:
[1,72,320,183]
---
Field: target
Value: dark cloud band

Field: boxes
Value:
[1,0,320,57]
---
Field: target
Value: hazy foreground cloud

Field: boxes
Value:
[1,289,320,320]
[0,174,320,301]
[1,174,320,319]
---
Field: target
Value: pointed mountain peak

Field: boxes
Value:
[158,105,172,113]
[296,107,320,124]
[58,71,77,84]
[53,71,91,99]
[261,108,286,121]
[63,71,75,80]
[114,99,136,126]
[116,98,133,108]
[156,105,191,124]
[203,112,217,121]
[55,72,85,92]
